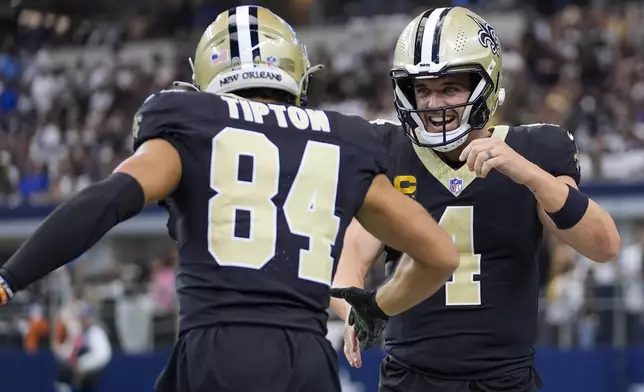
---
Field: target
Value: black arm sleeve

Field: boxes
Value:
[0,172,145,292]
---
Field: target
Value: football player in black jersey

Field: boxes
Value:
[0,6,460,392]
[330,6,621,392]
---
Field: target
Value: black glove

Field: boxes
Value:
[330,287,389,349]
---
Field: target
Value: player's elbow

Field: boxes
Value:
[588,208,621,262]
[415,250,459,290]
[440,246,460,274]
[592,225,621,262]
[422,242,459,276]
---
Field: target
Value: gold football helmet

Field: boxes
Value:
[184,6,322,106]
[391,7,505,152]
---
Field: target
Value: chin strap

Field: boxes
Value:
[171,81,200,91]
[166,57,200,91]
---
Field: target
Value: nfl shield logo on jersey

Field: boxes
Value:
[449,177,463,196]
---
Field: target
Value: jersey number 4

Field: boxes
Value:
[207,127,340,286]
[439,206,482,306]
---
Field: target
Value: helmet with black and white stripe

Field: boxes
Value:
[391,7,506,152]
[191,6,321,107]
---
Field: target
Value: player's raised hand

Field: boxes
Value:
[330,287,388,350]
[459,133,537,184]
[343,316,362,367]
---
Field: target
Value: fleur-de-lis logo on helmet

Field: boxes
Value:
[469,15,500,56]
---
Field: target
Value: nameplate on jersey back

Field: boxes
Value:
[220,95,330,133]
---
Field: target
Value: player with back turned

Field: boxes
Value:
[0,6,459,392]
[329,6,621,392]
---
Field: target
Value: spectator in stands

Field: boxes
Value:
[52,300,111,392]
[150,253,176,315]
[619,226,644,345]
[544,237,586,346]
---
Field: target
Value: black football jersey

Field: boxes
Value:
[133,90,386,336]
[375,122,581,379]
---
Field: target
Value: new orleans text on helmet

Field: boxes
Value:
[220,71,283,87]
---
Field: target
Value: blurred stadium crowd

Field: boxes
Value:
[0,0,644,355]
